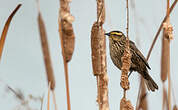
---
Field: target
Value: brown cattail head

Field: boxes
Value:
[120,37,131,90]
[59,0,75,63]
[120,97,134,110]
[161,28,170,82]
[38,12,55,90]
[161,17,173,82]
[60,19,75,62]
[91,22,106,76]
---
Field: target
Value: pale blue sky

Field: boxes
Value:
[0,0,177,110]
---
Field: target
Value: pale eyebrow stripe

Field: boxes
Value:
[111,32,122,36]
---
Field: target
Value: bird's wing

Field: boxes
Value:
[129,40,151,70]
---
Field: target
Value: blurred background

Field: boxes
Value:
[0,0,177,110]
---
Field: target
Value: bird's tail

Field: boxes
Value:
[144,73,158,92]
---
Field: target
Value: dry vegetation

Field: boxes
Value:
[0,0,177,110]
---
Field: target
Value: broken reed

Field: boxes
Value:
[58,0,75,110]
[91,0,109,110]
[0,4,21,61]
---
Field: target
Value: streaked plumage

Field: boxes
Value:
[105,31,158,91]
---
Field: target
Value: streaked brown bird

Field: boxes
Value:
[105,31,158,91]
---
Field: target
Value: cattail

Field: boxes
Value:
[161,29,170,82]
[120,97,134,110]
[60,0,75,62]
[60,20,75,62]
[91,0,106,76]
[0,4,21,60]
[91,22,106,76]
[120,0,131,91]
[120,40,131,90]
[91,1,109,110]
[38,8,55,90]
[59,0,75,110]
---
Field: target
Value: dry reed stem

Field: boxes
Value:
[52,90,58,110]
[58,19,71,110]
[146,0,177,60]
[168,58,171,110]
[164,0,173,109]
[97,0,105,25]
[59,0,75,62]
[47,82,51,110]
[171,83,177,110]
[162,84,169,110]
[40,95,44,110]
[37,4,55,90]
[135,1,177,108]
[0,4,21,61]
[98,73,109,110]
[137,78,147,110]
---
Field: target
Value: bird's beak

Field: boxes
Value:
[105,33,110,36]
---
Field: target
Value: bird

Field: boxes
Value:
[105,30,158,91]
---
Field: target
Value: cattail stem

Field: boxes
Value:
[168,54,171,110]
[52,91,58,110]
[126,0,129,38]
[58,20,71,110]
[47,82,51,110]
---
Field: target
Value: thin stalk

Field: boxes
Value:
[126,0,129,38]
[166,0,171,109]
[58,19,71,110]
[136,1,177,108]
[47,83,51,110]
[146,0,177,60]
[52,91,58,110]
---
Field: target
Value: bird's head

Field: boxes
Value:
[105,31,125,41]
